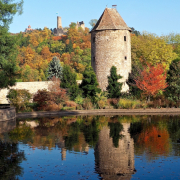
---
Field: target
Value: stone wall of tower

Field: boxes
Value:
[91,29,131,92]
[57,16,62,28]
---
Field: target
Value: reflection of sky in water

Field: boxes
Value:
[18,143,99,180]
[133,156,180,180]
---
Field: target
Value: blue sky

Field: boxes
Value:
[9,0,180,36]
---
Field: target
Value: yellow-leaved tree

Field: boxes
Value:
[131,33,178,70]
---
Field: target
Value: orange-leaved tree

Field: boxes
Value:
[135,63,168,102]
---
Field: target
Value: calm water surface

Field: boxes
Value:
[0,115,180,180]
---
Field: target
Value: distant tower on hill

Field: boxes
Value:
[57,16,62,28]
[54,16,66,36]
[90,7,132,92]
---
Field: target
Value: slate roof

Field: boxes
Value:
[90,8,131,32]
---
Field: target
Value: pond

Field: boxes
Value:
[0,115,180,180]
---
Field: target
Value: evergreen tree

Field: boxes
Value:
[165,58,180,102]
[126,64,143,99]
[47,56,63,80]
[60,64,79,100]
[106,66,123,98]
[80,66,101,102]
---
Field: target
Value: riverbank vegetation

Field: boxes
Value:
[2,1,180,111]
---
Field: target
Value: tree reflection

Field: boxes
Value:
[0,141,26,180]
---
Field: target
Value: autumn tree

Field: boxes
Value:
[135,63,168,102]
[106,66,123,98]
[48,56,63,80]
[131,33,177,70]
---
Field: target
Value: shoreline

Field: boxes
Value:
[17,108,180,118]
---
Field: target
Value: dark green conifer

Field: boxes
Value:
[60,65,79,100]
[165,58,180,102]
[106,66,123,98]
[80,66,101,102]
[47,56,63,80]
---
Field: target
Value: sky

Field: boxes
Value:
[9,0,180,36]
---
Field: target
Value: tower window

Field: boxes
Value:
[124,36,126,41]
[93,37,95,43]
[93,57,95,63]
[125,56,127,60]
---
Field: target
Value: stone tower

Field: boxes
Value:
[57,16,62,28]
[90,8,131,92]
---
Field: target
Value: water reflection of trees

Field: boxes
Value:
[0,119,26,180]
[129,115,180,159]
[0,141,26,180]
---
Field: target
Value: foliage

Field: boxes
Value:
[7,89,31,112]
[95,92,108,109]
[82,97,93,110]
[48,77,69,105]
[106,66,123,98]
[33,89,50,110]
[60,64,79,100]
[165,58,180,102]
[126,64,143,99]
[117,99,142,109]
[0,26,20,89]
[135,63,168,102]
[47,56,63,80]
[131,32,177,70]
[89,19,98,28]
[130,27,141,36]
[80,66,101,102]
[0,0,23,27]
[74,94,84,105]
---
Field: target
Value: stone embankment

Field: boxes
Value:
[17,108,180,118]
[0,107,16,121]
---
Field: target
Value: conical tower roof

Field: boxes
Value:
[90,8,131,32]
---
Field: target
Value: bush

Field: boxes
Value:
[7,89,32,112]
[48,77,69,105]
[65,101,77,108]
[117,99,142,109]
[33,89,51,110]
[74,95,84,105]
[95,92,108,109]
[82,98,93,110]
[107,98,119,108]
[44,102,60,111]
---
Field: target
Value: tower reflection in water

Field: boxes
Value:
[94,123,136,180]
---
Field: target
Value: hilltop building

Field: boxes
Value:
[54,16,67,36]
[76,21,85,30]
[54,16,85,36]
[90,7,131,92]
[25,25,34,32]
